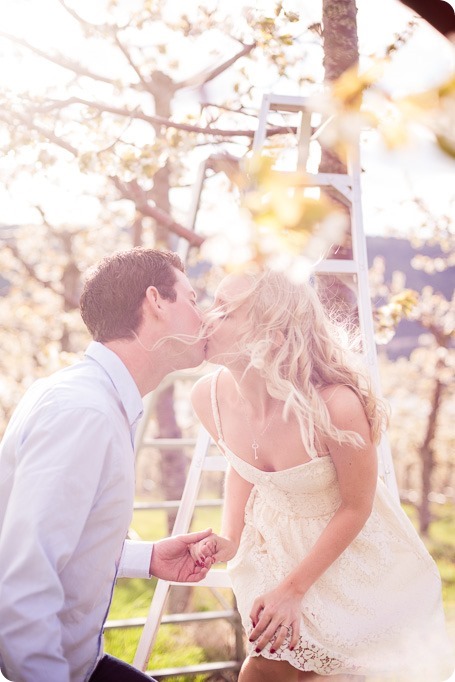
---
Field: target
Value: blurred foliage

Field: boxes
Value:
[0,0,453,669]
[379,351,454,498]
[0,0,453,525]
[310,60,455,161]
[0,0,316,425]
[373,287,419,345]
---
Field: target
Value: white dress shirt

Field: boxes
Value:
[0,342,153,682]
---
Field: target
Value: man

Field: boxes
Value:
[0,248,213,682]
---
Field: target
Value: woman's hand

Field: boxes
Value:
[190,533,237,565]
[248,583,302,653]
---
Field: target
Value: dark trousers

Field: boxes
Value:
[89,654,157,681]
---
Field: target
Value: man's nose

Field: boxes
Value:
[199,313,213,334]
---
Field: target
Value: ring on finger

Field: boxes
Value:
[279,624,292,635]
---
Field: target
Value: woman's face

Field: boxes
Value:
[204,274,251,366]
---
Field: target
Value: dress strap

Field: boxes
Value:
[210,368,224,442]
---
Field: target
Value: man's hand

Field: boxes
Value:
[149,528,215,582]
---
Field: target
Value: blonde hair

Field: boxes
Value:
[210,270,388,456]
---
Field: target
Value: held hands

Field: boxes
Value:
[149,528,216,583]
[189,533,237,566]
[248,583,302,653]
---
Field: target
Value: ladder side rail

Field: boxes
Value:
[296,111,312,172]
[348,150,400,500]
[170,427,213,536]
[133,579,172,671]
[177,158,209,262]
[134,428,231,671]
[133,428,212,670]
[252,94,274,152]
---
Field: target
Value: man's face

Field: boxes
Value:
[161,269,205,369]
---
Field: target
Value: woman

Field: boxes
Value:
[191,270,453,682]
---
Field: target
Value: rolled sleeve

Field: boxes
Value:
[117,540,153,579]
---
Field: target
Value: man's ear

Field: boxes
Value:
[144,286,165,319]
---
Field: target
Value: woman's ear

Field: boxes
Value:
[272,329,285,347]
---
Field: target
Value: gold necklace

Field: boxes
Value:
[238,394,280,460]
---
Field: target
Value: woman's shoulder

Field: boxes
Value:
[191,371,214,406]
[191,369,226,417]
[319,384,365,428]
[191,369,232,441]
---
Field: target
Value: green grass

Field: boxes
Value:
[104,504,230,677]
[105,502,455,677]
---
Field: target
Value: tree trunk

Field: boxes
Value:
[318,0,359,316]
[131,213,143,247]
[419,376,443,536]
[320,0,359,174]
[150,71,192,613]
[61,245,81,352]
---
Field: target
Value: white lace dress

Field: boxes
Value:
[210,372,453,680]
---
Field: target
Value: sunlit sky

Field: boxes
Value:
[0,0,453,237]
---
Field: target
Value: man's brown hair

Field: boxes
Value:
[80,247,184,342]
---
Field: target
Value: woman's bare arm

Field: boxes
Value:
[250,385,378,651]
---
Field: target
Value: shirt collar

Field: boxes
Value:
[85,341,143,430]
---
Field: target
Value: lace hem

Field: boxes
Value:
[248,637,360,675]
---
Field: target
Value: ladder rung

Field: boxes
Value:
[105,609,238,630]
[134,498,223,511]
[270,169,353,191]
[162,609,238,625]
[141,438,198,448]
[146,660,241,678]
[167,569,231,588]
[105,617,146,630]
[200,455,227,471]
[267,93,311,112]
[313,259,358,274]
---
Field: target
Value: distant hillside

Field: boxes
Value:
[366,236,454,358]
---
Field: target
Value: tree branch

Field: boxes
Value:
[0,31,120,87]
[176,41,256,90]
[0,111,78,156]
[112,31,149,90]
[5,242,77,308]
[56,0,112,32]
[57,0,150,89]
[29,96,297,138]
[110,177,205,247]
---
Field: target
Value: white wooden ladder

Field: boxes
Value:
[250,93,398,496]
[132,92,399,674]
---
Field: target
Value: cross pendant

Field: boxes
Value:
[252,440,259,460]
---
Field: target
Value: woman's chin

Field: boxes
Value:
[204,346,224,366]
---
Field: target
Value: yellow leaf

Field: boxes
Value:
[378,117,409,149]
[332,61,385,110]
[436,134,455,159]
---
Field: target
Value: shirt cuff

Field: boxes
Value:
[117,540,153,579]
